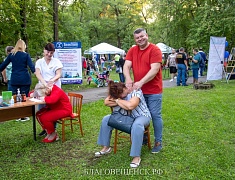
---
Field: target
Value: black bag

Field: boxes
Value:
[108,109,135,134]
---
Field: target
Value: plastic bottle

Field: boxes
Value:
[10,96,14,105]
[13,92,17,103]
[21,91,26,102]
[16,88,22,102]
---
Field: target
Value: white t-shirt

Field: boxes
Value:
[35,57,63,88]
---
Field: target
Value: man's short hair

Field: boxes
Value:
[179,47,184,51]
[133,28,146,35]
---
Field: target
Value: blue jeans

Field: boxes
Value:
[144,94,163,143]
[97,114,150,156]
[177,64,186,86]
[119,73,125,82]
[192,68,199,79]
[199,65,205,76]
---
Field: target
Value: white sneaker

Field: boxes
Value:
[169,79,173,82]
[16,117,30,122]
[174,76,177,79]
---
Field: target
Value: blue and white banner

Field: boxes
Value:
[207,36,226,81]
[53,42,82,84]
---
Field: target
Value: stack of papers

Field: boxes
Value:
[29,98,43,102]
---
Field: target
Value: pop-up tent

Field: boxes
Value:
[156,43,173,54]
[84,42,125,55]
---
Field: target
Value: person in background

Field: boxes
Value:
[95,81,151,168]
[166,49,177,82]
[32,83,73,143]
[114,53,120,71]
[191,48,201,84]
[2,46,14,91]
[175,47,188,86]
[198,48,206,77]
[92,55,98,72]
[118,54,125,82]
[124,28,163,153]
[86,60,91,76]
[100,55,106,71]
[82,57,87,79]
[0,39,35,122]
[35,42,63,136]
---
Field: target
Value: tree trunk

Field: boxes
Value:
[53,0,59,41]
[20,0,28,50]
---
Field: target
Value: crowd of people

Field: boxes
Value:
[165,47,207,86]
[82,53,126,83]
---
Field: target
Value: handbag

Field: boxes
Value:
[108,109,135,134]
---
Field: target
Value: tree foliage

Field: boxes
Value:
[0,0,234,60]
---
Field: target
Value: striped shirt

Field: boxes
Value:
[113,90,151,119]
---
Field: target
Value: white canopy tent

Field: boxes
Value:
[84,42,125,55]
[156,43,173,54]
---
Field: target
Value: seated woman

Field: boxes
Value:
[32,83,73,143]
[95,81,151,168]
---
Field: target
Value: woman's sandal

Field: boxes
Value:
[130,158,141,168]
[95,147,112,157]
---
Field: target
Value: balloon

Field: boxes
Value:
[225,41,229,47]
[224,51,229,58]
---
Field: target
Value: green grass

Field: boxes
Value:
[1,80,235,179]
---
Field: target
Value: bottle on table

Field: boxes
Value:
[21,91,26,102]
[10,96,14,105]
[16,88,22,102]
[13,92,17,103]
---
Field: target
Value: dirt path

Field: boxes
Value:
[75,76,207,104]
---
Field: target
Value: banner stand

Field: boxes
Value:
[53,42,82,85]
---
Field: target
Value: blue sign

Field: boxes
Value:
[53,42,81,49]
[53,41,82,85]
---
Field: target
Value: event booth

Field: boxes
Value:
[84,42,125,56]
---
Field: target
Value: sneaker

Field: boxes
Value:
[169,79,173,82]
[152,142,162,153]
[38,129,47,136]
[16,117,30,122]
[174,76,177,79]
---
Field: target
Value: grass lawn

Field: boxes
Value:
[1,78,235,179]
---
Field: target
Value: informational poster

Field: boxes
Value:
[53,42,82,84]
[207,36,226,81]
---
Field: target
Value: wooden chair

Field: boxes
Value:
[113,125,151,154]
[57,92,83,142]
[110,107,151,153]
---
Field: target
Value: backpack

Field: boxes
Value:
[199,52,206,67]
